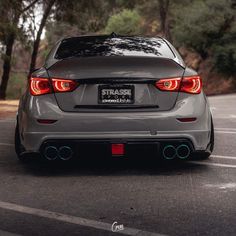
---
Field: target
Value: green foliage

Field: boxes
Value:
[172,0,236,75]
[105,9,142,35]
[6,73,27,99]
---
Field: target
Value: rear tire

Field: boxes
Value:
[15,122,30,163]
[198,116,214,160]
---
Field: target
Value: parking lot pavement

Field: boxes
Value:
[0,94,235,236]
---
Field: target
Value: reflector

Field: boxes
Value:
[111,144,125,156]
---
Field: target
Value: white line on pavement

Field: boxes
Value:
[215,128,236,131]
[0,201,167,236]
[215,131,236,134]
[213,117,236,120]
[190,161,236,168]
[211,155,236,160]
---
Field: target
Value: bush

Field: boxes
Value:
[172,0,236,76]
[105,9,142,35]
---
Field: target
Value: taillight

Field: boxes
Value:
[52,78,77,93]
[30,77,52,96]
[180,76,202,94]
[155,75,202,94]
[155,78,181,92]
[30,77,78,96]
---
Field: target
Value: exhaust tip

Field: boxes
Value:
[162,145,176,160]
[44,146,58,160]
[58,146,73,160]
[176,144,190,159]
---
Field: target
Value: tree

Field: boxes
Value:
[28,0,56,77]
[158,0,171,41]
[172,0,236,75]
[105,9,142,35]
[0,0,39,100]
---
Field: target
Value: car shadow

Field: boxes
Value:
[20,156,208,177]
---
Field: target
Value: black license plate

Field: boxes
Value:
[98,85,134,104]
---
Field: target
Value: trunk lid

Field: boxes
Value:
[47,56,185,112]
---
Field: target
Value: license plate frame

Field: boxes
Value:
[98,85,135,104]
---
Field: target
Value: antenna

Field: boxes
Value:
[110,32,118,37]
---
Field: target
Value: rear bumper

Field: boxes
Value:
[19,92,211,153]
[39,138,194,159]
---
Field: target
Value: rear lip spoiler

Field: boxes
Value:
[77,77,164,84]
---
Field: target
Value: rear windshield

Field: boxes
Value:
[55,36,175,59]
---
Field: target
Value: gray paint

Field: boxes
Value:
[17,36,212,155]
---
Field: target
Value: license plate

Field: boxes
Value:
[98,85,134,104]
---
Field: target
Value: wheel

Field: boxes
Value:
[15,121,29,163]
[198,116,214,159]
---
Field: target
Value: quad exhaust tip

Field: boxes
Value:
[176,144,190,159]
[58,146,73,160]
[43,145,73,161]
[44,146,58,161]
[162,145,176,160]
[162,144,191,160]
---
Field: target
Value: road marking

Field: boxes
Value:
[0,201,167,236]
[213,117,236,120]
[190,161,236,168]
[215,128,236,131]
[211,155,236,160]
[0,230,21,236]
[0,143,14,146]
[215,130,236,134]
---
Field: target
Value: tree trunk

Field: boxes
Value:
[28,0,56,78]
[0,34,15,100]
[158,0,172,42]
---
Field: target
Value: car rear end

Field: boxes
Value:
[17,35,212,161]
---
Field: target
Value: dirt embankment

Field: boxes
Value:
[180,48,236,95]
[0,100,19,119]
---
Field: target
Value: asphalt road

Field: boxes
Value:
[0,94,236,236]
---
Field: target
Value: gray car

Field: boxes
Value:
[15,34,214,162]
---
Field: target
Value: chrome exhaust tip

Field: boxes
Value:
[176,144,190,159]
[44,146,58,161]
[58,146,73,160]
[162,145,176,160]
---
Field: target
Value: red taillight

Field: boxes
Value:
[111,144,125,156]
[155,75,202,94]
[155,78,181,91]
[30,77,52,96]
[52,78,77,93]
[30,77,78,96]
[180,76,202,94]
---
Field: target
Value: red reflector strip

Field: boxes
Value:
[111,144,125,156]
[177,118,197,122]
[37,119,57,124]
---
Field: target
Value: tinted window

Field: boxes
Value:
[55,36,175,59]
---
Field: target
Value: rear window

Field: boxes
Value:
[55,36,175,59]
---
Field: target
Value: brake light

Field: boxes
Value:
[30,77,52,96]
[30,77,78,96]
[155,75,202,94]
[180,76,202,94]
[155,78,181,91]
[52,78,77,92]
